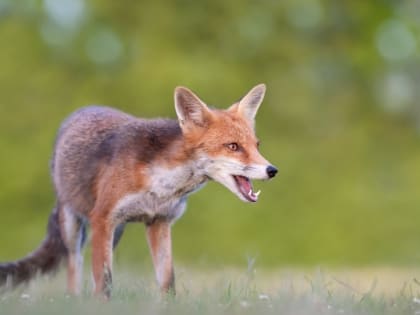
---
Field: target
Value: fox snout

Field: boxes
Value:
[266,165,278,179]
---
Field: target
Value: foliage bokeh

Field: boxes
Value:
[1,0,420,267]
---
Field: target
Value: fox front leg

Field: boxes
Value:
[146,221,175,294]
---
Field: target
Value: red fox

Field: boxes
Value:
[0,84,277,298]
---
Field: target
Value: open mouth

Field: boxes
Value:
[232,175,261,202]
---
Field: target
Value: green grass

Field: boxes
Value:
[2,267,420,315]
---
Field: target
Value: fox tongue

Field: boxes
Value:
[236,176,252,194]
[233,175,260,202]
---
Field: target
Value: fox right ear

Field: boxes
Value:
[236,83,266,128]
[174,87,211,130]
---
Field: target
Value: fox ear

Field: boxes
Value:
[236,83,266,126]
[174,86,211,130]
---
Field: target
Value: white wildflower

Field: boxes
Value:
[20,293,31,300]
[258,293,270,301]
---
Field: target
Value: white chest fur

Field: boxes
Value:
[112,161,207,224]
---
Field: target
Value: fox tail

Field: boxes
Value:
[0,204,67,289]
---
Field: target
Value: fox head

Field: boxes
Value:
[174,84,277,203]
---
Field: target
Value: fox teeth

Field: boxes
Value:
[248,190,261,198]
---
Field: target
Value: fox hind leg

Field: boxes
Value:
[90,211,115,299]
[112,223,125,250]
[60,205,86,295]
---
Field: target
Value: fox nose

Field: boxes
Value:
[266,165,278,178]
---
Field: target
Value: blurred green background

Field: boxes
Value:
[0,0,419,268]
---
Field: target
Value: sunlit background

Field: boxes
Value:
[0,0,420,269]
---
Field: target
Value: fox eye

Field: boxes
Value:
[226,142,239,151]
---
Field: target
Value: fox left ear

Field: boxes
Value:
[174,86,212,131]
[235,83,266,127]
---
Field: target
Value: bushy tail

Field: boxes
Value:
[0,205,68,289]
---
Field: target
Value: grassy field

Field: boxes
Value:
[1,266,420,315]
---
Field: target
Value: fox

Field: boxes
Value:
[0,84,277,298]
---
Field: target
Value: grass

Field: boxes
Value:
[1,266,420,315]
